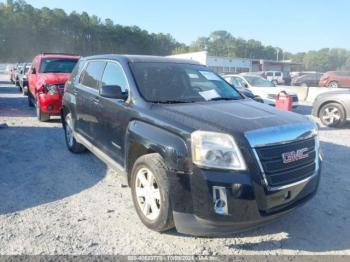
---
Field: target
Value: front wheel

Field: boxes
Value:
[36,100,50,122]
[328,81,339,88]
[319,103,346,128]
[28,91,34,107]
[131,154,174,232]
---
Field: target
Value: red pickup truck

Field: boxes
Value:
[27,53,80,121]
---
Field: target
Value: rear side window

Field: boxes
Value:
[101,62,128,92]
[266,72,273,76]
[80,61,106,89]
[275,72,281,76]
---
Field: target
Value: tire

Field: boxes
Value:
[22,85,28,96]
[27,91,34,107]
[131,153,174,232]
[272,80,278,86]
[64,113,86,153]
[328,81,339,88]
[36,100,50,122]
[319,103,346,128]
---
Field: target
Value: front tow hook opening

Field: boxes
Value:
[213,186,228,215]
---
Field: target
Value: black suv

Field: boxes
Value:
[61,55,321,236]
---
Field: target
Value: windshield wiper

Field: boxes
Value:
[153,100,194,104]
[208,97,240,101]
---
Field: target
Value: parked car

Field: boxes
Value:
[223,74,299,107]
[18,63,32,95]
[291,72,323,87]
[265,71,291,85]
[312,90,350,127]
[62,55,321,236]
[27,53,80,121]
[13,64,24,86]
[319,71,350,88]
[10,63,19,84]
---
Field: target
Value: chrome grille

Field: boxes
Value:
[254,137,317,188]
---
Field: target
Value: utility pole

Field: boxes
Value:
[276,48,280,61]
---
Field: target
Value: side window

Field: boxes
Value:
[275,72,281,77]
[232,77,244,88]
[266,72,273,76]
[80,61,106,89]
[101,62,128,92]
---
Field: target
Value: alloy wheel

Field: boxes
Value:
[135,167,161,221]
[322,106,341,125]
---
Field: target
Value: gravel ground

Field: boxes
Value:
[0,73,350,255]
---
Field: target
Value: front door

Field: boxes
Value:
[97,61,130,165]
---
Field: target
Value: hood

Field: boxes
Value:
[151,99,310,138]
[37,73,71,85]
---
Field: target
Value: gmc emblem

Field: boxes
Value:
[282,148,309,164]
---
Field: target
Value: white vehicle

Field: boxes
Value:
[223,74,299,107]
[265,71,290,85]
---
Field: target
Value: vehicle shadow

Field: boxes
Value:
[0,97,36,117]
[0,85,18,94]
[0,126,107,215]
[293,104,312,115]
[169,140,350,253]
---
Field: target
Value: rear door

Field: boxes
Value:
[75,60,106,144]
[97,61,130,164]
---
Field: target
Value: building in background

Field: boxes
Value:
[251,59,302,73]
[168,51,302,74]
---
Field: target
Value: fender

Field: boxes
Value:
[125,120,192,178]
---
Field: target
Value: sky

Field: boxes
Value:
[12,0,350,53]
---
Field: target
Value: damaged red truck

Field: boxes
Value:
[27,53,80,121]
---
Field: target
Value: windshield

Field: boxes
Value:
[244,76,275,87]
[39,58,78,73]
[130,62,242,103]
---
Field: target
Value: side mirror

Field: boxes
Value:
[244,83,249,88]
[100,85,128,100]
[31,68,36,74]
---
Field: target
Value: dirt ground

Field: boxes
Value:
[0,73,350,255]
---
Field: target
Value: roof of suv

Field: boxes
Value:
[82,54,201,65]
[37,53,81,60]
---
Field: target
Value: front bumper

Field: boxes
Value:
[171,163,321,236]
[38,93,63,114]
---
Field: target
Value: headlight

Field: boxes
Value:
[43,84,59,95]
[191,131,246,170]
[267,94,277,99]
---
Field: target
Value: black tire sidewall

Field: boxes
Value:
[130,154,173,232]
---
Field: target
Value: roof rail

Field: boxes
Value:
[41,52,80,56]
